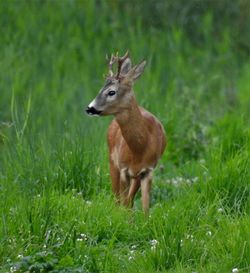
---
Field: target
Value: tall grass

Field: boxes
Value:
[0,1,249,272]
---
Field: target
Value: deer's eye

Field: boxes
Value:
[108,90,116,96]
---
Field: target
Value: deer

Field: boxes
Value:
[86,51,166,213]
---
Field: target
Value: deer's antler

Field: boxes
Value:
[106,51,129,79]
[106,53,118,77]
[116,50,129,79]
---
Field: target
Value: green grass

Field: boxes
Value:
[0,1,249,272]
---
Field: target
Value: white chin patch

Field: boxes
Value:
[89,113,101,117]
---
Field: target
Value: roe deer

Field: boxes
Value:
[86,51,166,213]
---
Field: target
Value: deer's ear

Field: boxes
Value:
[120,58,132,75]
[132,60,146,81]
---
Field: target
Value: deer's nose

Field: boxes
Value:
[86,106,102,116]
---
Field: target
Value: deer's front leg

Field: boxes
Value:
[120,169,130,205]
[109,160,120,203]
[141,172,152,214]
[124,178,141,208]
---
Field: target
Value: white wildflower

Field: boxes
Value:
[85,200,92,206]
[172,179,178,185]
[10,266,17,273]
[80,233,88,241]
[76,233,88,242]
[232,268,239,273]
[192,177,199,183]
[218,208,224,213]
[177,177,183,182]
[206,231,212,236]
[150,239,158,246]
[150,239,158,250]
[186,234,194,241]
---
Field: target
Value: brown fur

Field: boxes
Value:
[107,94,166,213]
[87,52,166,213]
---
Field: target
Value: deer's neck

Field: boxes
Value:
[115,95,148,153]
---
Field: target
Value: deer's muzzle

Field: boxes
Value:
[86,106,102,116]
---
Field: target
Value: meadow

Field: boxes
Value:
[0,1,249,272]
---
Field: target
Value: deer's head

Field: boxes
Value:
[86,51,146,116]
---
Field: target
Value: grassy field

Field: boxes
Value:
[0,1,249,272]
